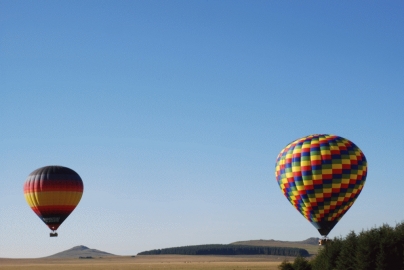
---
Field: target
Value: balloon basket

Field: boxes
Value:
[50,232,58,237]
[318,238,331,246]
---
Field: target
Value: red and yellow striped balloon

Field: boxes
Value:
[24,166,84,232]
[275,134,367,236]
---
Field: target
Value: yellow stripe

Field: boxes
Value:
[293,148,301,154]
[342,159,351,164]
[321,149,330,155]
[312,174,321,180]
[24,191,82,207]
[303,179,313,186]
[332,164,342,169]
[301,161,310,166]
[322,169,332,174]
[341,178,350,184]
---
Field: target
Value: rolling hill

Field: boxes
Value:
[46,245,116,258]
[42,238,319,259]
[231,237,320,255]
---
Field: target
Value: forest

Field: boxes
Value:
[279,222,404,270]
[138,244,309,257]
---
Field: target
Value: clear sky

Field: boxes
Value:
[1,0,403,258]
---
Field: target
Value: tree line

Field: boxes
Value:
[279,222,404,270]
[138,244,309,257]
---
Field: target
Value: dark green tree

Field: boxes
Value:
[311,238,342,270]
[393,222,404,269]
[292,256,312,270]
[375,225,391,270]
[278,259,294,270]
[336,231,358,270]
[356,228,379,270]
[311,222,404,270]
[138,244,309,256]
[375,224,403,270]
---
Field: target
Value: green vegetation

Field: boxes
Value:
[231,238,320,255]
[279,222,404,270]
[279,256,311,270]
[138,244,309,257]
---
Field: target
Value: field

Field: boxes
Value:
[0,255,293,270]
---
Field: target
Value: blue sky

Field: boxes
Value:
[1,1,403,258]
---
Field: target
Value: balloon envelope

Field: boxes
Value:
[275,134,367,236]
[23,166,84,231]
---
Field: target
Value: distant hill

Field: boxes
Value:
[46,245,116,258]
[298,237,320,245]
[138,244,309,257]
[231,238,320,255]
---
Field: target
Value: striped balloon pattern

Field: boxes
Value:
[24,166,84,232]
[275,134,367,236]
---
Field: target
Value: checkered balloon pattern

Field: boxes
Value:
[275,134,367,236]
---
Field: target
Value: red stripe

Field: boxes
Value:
[311,160,321,165]
[304,184,314,190]
[47,224,61,231]
[313,179,322,185]
[293,171,302,177]
[342,164,351,169]
[323,174,333,179]
[31,205,77,215]
[292,152,301,158]
[321,154,331,160]
[332,169,342,174]
[24,179,83,193]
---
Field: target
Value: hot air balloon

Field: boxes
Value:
[23,166,84,237]
[275,134,367,243]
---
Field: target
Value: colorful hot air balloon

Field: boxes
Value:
[275,134,367,238]
[23,166,84,237]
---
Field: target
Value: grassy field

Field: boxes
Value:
[231,240,320,255]
[0,255,292,270]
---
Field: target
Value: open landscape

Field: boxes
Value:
[0,239,318,270]
[0,255,290,270]
[1,2,402,270]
